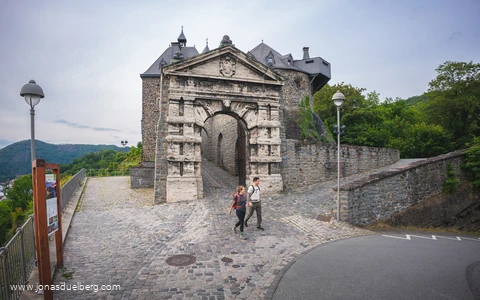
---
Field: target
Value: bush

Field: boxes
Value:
[462,137,480,189]
[443,163,460,194]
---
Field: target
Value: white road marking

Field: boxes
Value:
[382,234,480,242]
[382,234,411,240]
[432,235,462,241]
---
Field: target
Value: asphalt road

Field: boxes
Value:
[271,232,480,300]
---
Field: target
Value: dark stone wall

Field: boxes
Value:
[340,150,467,226]
[281,140,400,189]
[384,183,480,232]
[130,165,155,188]
[141,77,161,162]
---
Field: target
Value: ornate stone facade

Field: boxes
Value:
[150,46,285,203]
[136,31,335,203]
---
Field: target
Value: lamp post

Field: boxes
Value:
[20,80,45,162]
[332,90,345,221]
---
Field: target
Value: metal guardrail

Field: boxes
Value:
[0,216,36,300]
[0,168,86,299]
[61,168,86,212]
[86,169,130,177]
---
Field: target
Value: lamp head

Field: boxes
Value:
[332,90,345,107]
[20,80,44,108]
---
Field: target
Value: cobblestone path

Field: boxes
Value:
[54,159,421,299]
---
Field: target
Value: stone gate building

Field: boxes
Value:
[132,29,336,203]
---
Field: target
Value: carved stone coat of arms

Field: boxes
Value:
[219,56,236,77]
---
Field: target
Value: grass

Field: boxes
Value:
[59,267,75,280]
[365,222,480,236]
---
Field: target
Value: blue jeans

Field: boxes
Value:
[235,210,246,232]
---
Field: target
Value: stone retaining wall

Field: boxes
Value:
[130,164,155,188]
[281,140,400,189]
[338,150,466,225]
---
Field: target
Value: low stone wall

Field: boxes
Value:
[281,140,400,189]
[130,163,155,188]
[339,150,466,226]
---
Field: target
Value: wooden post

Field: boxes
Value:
[32,159,52,300]
[46,163,63,267]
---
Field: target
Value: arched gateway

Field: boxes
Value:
[133,31,332,204]
[155,45,284,202]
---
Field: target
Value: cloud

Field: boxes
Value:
[54,120,120,132]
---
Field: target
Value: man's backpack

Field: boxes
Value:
[249,185,260,195]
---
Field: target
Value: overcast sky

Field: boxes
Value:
[1,0,479,149]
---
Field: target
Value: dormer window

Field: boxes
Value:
[287,59,292,65]
[266,51,275,65]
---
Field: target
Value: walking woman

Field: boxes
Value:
[230,185,247,239]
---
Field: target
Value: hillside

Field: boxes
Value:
[0,140,129,182]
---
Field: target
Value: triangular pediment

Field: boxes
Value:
[162,46,283,85]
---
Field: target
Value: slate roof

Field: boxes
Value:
[141,44,199,77]
[141,33,331,86]
[247,42,331,78]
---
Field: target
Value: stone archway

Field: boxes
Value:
[153,45,285,203]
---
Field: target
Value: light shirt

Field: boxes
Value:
[248,185,260,202]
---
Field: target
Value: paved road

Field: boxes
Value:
[53,160,372,299]
[271,232,480,300]
[51,158,428,299]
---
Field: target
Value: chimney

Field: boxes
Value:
[303,47,310,60]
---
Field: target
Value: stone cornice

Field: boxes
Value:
[165,135,202,143]
[249,156,282,163]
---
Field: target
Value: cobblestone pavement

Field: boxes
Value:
[54,159,423,299]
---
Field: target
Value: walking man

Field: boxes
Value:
[245,177,263,230]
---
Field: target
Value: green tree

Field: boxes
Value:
[422,61,480,148]
[6,175,33,210]
[0,200,13,246]
[388,123,454,158]
[298,96,320,140]
[314,83,368,129]
[462,137,480,189]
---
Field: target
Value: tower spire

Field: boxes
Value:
[202,38,210,53]
[177,26,187,47]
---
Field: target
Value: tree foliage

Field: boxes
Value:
[6,174,33,210]
[462,137,480,189]
[313,61,477,159]
[0,201,12,246]
[298,96,321,141]
[421,61,480,148]
[0,140,129,182]
[60,143,142,176]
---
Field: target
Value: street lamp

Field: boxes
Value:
[332,90,345,221]
[20,80,44,162]
[121,140,128,147]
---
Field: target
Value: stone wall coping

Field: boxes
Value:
[337,150,466,191]
[130,165,155,169]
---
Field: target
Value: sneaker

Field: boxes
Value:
[244,221,248,227]
[257,226,264,231]
[240,233,247,240]
[233,226,237,233]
